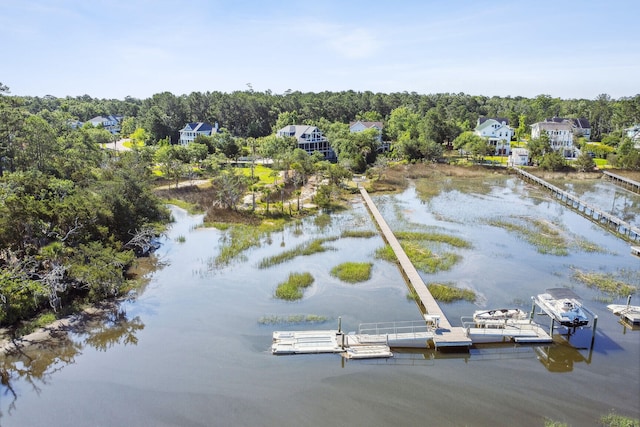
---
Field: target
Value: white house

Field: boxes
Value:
[508,148,529,166]
[474,117,513,155]
[179,122,219,145]
[88,115,123,134]
[276,125,335,160]
[530,121,575,157]
[625,124,640,149]
[349,120,389,152]
[546,117,591,141]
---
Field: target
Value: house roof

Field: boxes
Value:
[277,125,322,139]
[478,117,509,126]
[545,117,590,129]
[181,122,215,133]
[532,121,573,131]
[349,120,383,129]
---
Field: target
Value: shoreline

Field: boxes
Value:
[0,300,122,356]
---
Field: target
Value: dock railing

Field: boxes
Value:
[358,320,433,339]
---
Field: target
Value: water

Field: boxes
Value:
[1,176,639,426]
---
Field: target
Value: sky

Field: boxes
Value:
[1,0,638,100]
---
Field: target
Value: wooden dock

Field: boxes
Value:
[603,171,640,194]
[513,168,640,243]
[359,187,472,348]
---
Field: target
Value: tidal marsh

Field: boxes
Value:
[274,272,315,301]
[330,262,373,283]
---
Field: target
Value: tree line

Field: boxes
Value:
[0,84,170,327]
[16,89,640,143]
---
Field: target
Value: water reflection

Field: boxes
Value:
[535,338,593,373]
[0,304,143,419]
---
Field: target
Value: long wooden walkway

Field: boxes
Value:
[603,171,640,194]
[514,168,640,243]
[359,187,471,348]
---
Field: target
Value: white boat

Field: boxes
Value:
[473,308,528,326]
[534,288,590,328]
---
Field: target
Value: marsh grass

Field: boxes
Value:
[175,235,186,243]
[274,272,315,301]
[331,262,372,283]
[599,411,640,427]
[572,269,638,297]
[213,220,286,268]
[402,241,460,273]
[258,314,329,325]
[395,231,472,248]
[258,236,338,268]
[427,282,476,303]
[374,228,466,274]
[488,217,570,255]
[341,230,377,238]
[490,216,606,255]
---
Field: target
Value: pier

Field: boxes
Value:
[513,168,640,243]
[603,171,640,194]
[359,187,472,349]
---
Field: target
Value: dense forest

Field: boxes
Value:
[1,82,639,329]
[14,90,640,143]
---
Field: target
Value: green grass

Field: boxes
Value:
[331,262,372,283]
[175,235,186,243]
[258,314,329,325]
[212,220,286,268]
[166,199,202,214]
[488,217,569,255]
[600,411,639,427]
[258,236,338,268]
[427,282,476,303]
[274,272,315,301]
[394,231,472,248]
[236,164,275,183]
[545,411,640,427]
[341,230,377,238]
[488,216,606,256]
[401,241,460,273]
[572,269,638,297]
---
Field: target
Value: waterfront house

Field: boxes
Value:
[349,120,389,152]
[530,121,576,158]
[545,117,591,141]
[87,115,123,134]
[474,117,513,155]
[179,122,219,145]
[276,125,335,160]
[625,124,640,149]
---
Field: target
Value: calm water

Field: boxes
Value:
[1,176,639,427]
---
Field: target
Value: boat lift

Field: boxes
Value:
[531,288,598,347]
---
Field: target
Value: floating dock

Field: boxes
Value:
[461,318,552,344]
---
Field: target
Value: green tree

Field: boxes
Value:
[573,151,596,172]
[539,151,566,171]
[211,169,249,210]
